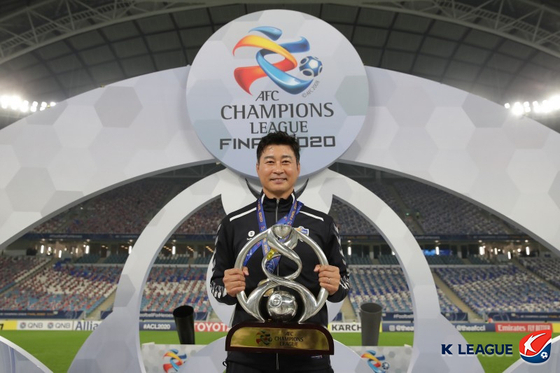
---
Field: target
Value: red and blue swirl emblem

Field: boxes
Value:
[256,330,272,346]
[520,330,551,365]
[361,350,390,372]
[233,26,320,95]
[163,349,187,373]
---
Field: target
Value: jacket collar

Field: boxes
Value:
[260,191,296,212]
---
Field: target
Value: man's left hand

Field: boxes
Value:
[314,264,340,296]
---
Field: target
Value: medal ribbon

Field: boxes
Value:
[243,196,302,272]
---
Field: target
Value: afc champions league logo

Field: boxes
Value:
[361,350,390,372]
[233,26,322,95]
[163,349,187,373]
[256,330,273,346]
[186,10,369,178]
[519,330,552,365]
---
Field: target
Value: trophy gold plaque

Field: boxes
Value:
[225,224,334,355]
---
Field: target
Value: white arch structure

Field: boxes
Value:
[0,65,559,372]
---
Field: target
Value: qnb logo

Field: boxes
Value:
[520,330,552,364]
[361,350,390,372]
[233,26,321,95]
[163,349,187,373]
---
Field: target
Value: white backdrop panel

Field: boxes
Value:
[0,65,558,373]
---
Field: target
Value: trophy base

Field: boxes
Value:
[225,321,334,355]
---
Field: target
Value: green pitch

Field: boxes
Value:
[0,330,557,373]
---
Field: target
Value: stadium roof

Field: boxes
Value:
[1,0,560,131]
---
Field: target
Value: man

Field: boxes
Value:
[210,131,350,373]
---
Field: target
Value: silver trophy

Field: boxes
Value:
[226,224,334,354]
[234,224,329,323]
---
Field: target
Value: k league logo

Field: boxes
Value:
[519,330,551,364]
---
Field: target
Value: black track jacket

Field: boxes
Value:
[210,192,350,371]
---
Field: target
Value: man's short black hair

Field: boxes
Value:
[256,131,300,164]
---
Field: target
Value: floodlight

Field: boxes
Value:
[550,95,560,110]
[10,95,21,110]
[512,102,524,116]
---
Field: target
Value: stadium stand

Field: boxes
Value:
[32,180,183,235]
[2,253,559,323]
[31,180,227,236]
[10,176,551,323]
[0,260,212,320]
[174,199,224,235]
[331,199,377,235]
[467,255,493,265]
[348,266,459,317]
[141,266,210,320]
[434,265,560,318]
[75,254,101,264]
[29,177,522,239]
[0,262,120,315]
[361,181,401,213]
[519,257,560,289]
[154,254,191,265]
[347,256,373,265]
[0,256,50,293]
[329,180,421,236]
[104,254,129,264]
[193,256,212,265]
[378,255,399,265]
[425,255,464,265]
[31,215,68,234]
[393,181,509,235]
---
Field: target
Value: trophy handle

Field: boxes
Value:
[235,229,270,321]
[235,225,329,323]
[268,228,329,322]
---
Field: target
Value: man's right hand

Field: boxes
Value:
[223,267,249,297]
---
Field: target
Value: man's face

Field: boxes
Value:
[256,144,300,199]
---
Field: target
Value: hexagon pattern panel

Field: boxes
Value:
[0,66,213,248]
[341,68,560,253]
